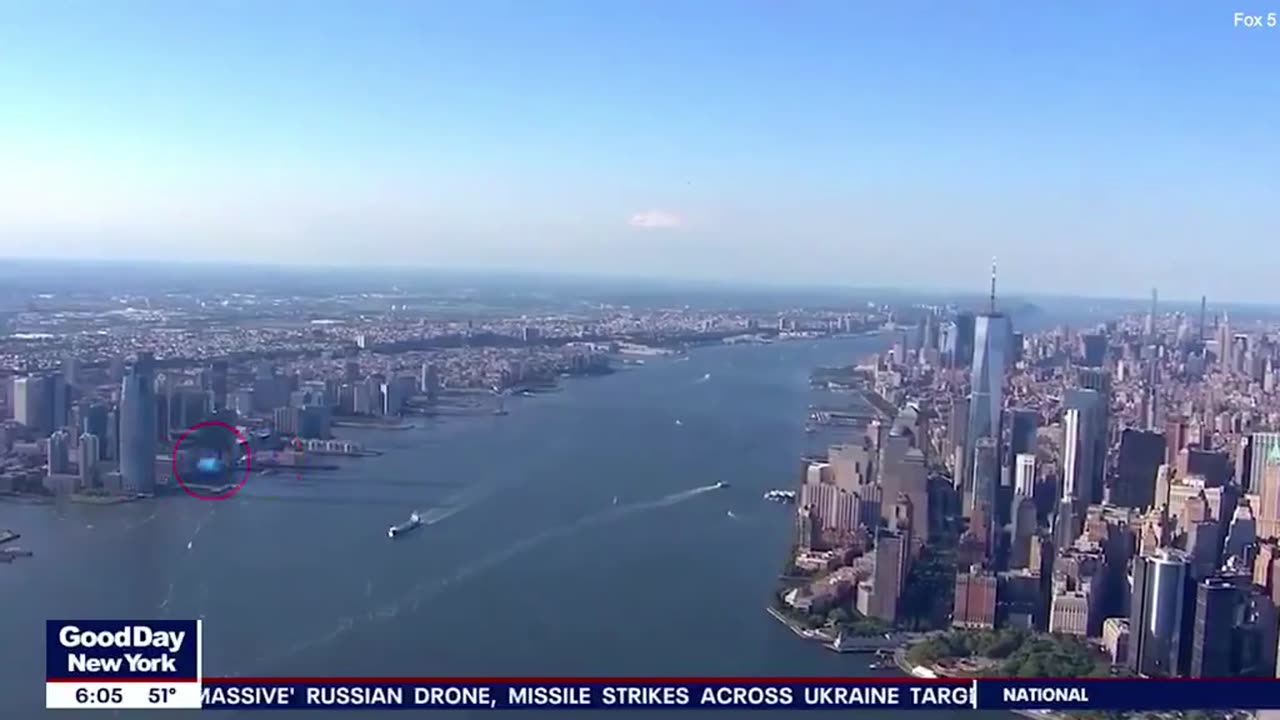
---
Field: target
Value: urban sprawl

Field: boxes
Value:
[783,283,1280,685]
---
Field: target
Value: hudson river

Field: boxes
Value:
[1,336,1008,719]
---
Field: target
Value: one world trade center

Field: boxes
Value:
[965,262,1011,521]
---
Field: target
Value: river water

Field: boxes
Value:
[1,336,1006,719]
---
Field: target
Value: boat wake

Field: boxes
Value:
[186,507,217,549]
[242,483,719,674]
[414,483,496,526]
[158,583,175,612]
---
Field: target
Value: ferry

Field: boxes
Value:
[388,512,423,539]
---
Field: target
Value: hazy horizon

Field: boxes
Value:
[0,256,1255,312]
[2,2,1276,301]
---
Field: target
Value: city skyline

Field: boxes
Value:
[2,2,1278,300]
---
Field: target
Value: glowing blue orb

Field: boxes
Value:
[196,457,223,474]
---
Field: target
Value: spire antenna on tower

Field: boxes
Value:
[989,257,997,314]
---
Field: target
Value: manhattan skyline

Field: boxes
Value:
[2,2,1277,300]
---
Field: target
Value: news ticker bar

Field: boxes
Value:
[42,622,1280,711]
[43,678,1280,711]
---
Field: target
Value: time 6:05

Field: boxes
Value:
[75,687,123,704]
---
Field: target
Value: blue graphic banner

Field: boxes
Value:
[197,678,1280,710]
[46,620,200,681]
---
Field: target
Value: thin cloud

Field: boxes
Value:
[628,210,683,229]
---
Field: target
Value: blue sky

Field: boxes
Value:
[1,1,1277,301]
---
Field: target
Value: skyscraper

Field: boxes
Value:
[1063,388,1105,506]
[210,360,229,412]
[78,432,99,489]
[1251,433,1280,495]
[965,263,1011,498]
[1198,296,1207,345]
[1190,578,1239,678]
[954,312,976,368]
[119,352,157,493]
[869,531,907,623]
[80,402,109,460]
[968,313,1011,447]
[1145,288,1158,340]
[1114,429,1167,510]
[1258,443,1280,540]
[1219,313,1233,371]
[1166,417,1189,466]
[420,362,440,399]
[1128,550,1189,677]
[50,372,68,432]
[1062,408,1087,504]
[968,437,999,528]
[1014,453,1036,498]
[1080,333,1107,368]
[13,375,48,434]
[1005,408,1038,474]
[47,430,70,475]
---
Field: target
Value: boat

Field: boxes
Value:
[388,511,423,539]
[763,489,797,503]
[612,496,619,505]
[714,481,730,489]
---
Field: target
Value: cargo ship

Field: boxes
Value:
[388,512,423,539]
